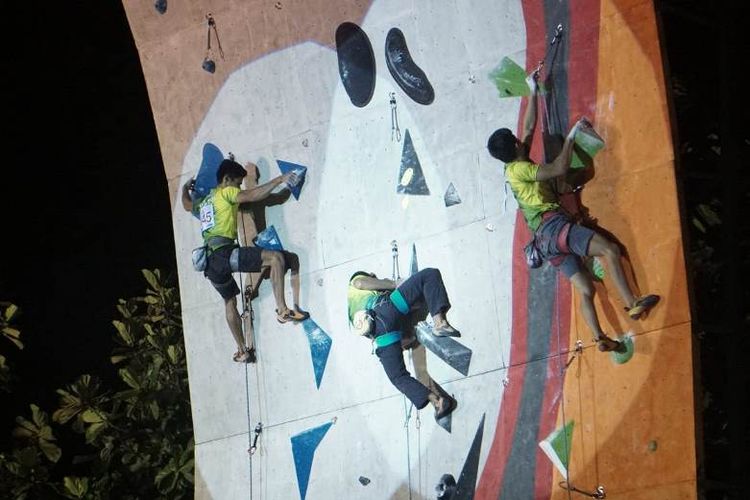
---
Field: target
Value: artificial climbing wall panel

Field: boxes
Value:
[122,0,695,498]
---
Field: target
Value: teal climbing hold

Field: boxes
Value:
[610,335,635,364]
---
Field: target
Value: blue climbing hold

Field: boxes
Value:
[302,319,333,389]
[277,160,308,200]
[291,421,333,500]
[254,225,284,251]
[191,143,225,219]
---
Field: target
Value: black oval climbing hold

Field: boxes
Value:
[385,28,434,105]
[335,22,376,108]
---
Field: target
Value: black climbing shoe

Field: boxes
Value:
[626,294,660,320]
[335,22,376,108]
[433,324,461,338]
[435,394,457,421]
[385,28,435,105]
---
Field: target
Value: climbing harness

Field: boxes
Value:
[390,93,402,142]
[559,482,607,499]
[249,422,263,455]
[202,13,225,73]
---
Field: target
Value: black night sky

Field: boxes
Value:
[2,0,747,498]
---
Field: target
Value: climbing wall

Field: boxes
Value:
[122,0,695,498]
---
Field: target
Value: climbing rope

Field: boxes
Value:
[554,275,574,500]
[238,209,263,499]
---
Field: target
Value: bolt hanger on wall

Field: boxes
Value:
[202,13,224,73]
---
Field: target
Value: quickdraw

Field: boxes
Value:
[248,422,263,455]
[559,481,606,499]
[390,92,402,142]
[203,13,225,73]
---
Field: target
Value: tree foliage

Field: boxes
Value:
[1,302,24,393]
[0,270,194,499]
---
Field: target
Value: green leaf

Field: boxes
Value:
[31,404,48,428]
[84,422,106,444]
[119,368,141,389]
[167,345,179,364]
[81,409,104,424]
[113,320,133,345]
[2,327,21,339]
[142,269,160,292]
[3,303,19,321]
[63,476,89,499]
[1,329,23,350]
[143,295,159,304]
[149,400,160,420]
[39,438,61,463]
[110,355,128,364]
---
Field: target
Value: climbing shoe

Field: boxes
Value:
[433,324,461,338]
[233,347,255,363]
[594,334,622,353]
[626,294,660,320]
[276,309,308,324]
[335,22,376,108]
[435,394,457,421]
[385,28,434,105]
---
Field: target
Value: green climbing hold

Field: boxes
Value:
[571,125,605,169]
[610,335,635,364]
[539,420,575,477]
[489,57,531,98]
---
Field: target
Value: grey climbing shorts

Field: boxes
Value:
[535,211,595,278]
[205,246,263,299]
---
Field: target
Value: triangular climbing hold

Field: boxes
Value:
[539,420,575,477]
[191,143,225,219]
[444,183,462,207]
[409,243,419,277]
[277,160,308,200]
[571,125,605,169]
[291,421,333,500]
[397,130,430,196]
[254,225,284,251]
[488,57,531,98]
[454,414,485,499]
[302,319,333,389]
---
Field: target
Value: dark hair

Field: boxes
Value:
[350,271,374,282]
[487,128,517,162]
[216,159,247,184]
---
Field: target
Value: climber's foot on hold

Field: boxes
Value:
[595,334,621,353]
[435,394,457,421]
[276,308,307,323]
